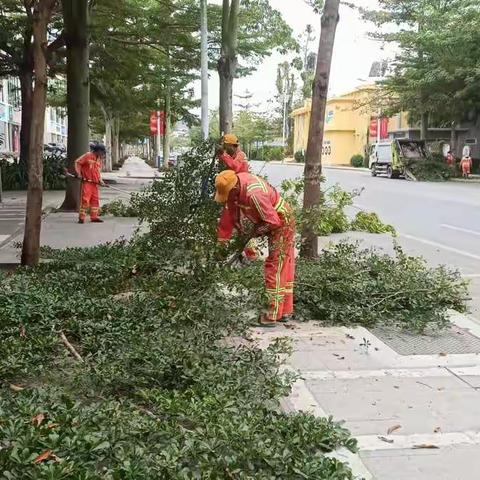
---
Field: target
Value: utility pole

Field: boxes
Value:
[282,76,288,147]
[156,103,161,168]
[200,0,209,140]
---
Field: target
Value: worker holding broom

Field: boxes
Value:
[215,170,296,327]
[75,143,107,224]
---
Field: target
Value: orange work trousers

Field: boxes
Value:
[264,215,295,321]
[79,182,100,221]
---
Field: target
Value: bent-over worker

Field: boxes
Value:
[215,170,295,327]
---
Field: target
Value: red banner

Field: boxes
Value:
[370,117,389,140]
[150,112,158,135]
[150,111,165,135]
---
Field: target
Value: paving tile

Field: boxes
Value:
[360,445,480,480]
[307,375,480,436]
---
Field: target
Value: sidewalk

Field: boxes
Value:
[0,181,147,265]
[251,311,480,480]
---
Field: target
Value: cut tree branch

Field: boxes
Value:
[59,331,84,363]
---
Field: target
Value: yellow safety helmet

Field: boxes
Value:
[214,170,238,203]
[222,133,239,146]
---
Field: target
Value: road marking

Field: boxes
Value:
[400,233,480,261]
[441,224,480,237]
[357,431,480,451]
[0,235,9,243]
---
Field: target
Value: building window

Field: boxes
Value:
[7,78,21,109]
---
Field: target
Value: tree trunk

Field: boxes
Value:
[301,0,340,259]
[103,107,113,171]
[420,112,428,141]
[19,69,33,178]
[111,117,120,166]
[21,0,56,266]
[163,84,171,169]
[218,0,240,134]
[450,121,457,156]
[60,0,90,211]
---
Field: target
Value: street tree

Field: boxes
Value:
[60,0,90,211]
[364,0,480,144]
[302,0,340,259]
[21,0,59,266]
[0,1,63,171]
[276,61,296,150]
[212,0,296,134]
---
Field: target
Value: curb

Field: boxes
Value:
[450,178,480,185]
[261,161,369,173]
[324,165,369,172]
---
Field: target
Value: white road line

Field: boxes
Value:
[357,431,480,451]
[441,224,480,237]
[400,233,480,261]
[0,235,9,243]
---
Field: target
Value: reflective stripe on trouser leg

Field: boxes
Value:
[79,182,91,220]
[89,185,100,220]
[264,217,295,321]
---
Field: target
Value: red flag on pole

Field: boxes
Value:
[150,112,158,135]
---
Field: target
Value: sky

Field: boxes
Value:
[197,0,392,114]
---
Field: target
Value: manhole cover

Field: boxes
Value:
[370,325,480,355]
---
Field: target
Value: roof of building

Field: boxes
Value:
[291,84,379,118]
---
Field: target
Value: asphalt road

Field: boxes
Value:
[251,161,480,317]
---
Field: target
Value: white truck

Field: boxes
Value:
[369,139,428,179]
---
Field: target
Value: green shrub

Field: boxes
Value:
[0,151,67,190]
[351,211,396,235]
[101,199,139,217]
[350,154,364,168]
[251,146,285,161]
[295,150,305,162]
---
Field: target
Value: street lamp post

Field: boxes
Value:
[200,0,209,140]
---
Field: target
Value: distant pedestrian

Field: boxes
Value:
[460,154,473,179]
[75,144,107,224]
[446,150,455,166]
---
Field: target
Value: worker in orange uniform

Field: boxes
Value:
[75,143,106,224]
[215,170,295,327]
[216,134,257,260]
[217,133,249,173]
[460,154,473,179]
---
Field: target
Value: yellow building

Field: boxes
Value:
[292,85,399,166]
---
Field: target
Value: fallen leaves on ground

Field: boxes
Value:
[387,424,402,435]
[32,413,45,427]
[32,450,52,465]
